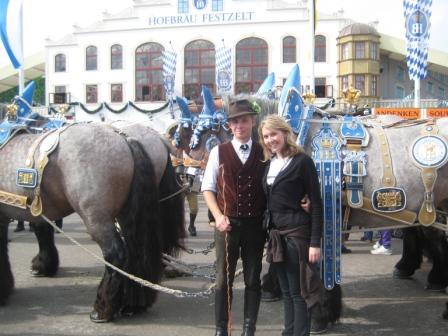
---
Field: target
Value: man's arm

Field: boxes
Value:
[203,191,230,232]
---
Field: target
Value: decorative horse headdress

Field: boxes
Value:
[189,85,227,150]
[173,96,195,148]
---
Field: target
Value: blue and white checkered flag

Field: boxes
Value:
[215,47,232,94]
[162,50,177,115]
[0,0,24,69]
[403,0,432,80]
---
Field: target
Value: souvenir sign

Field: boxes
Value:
[217,70,232,91]
[410,135,448,169]
[16,168,38,188]
[371,187,406,212]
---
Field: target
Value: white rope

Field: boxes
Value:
[38,212,214,298]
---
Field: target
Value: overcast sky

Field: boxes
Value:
[1,0,447,67]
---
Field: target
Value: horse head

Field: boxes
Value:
[183,86,231,183]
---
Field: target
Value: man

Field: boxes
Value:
[202,99,266,336]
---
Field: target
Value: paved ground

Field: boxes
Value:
[1,197,447,336]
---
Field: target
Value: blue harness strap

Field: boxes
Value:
[312,121,342,290]
[340,116,369,208]
[0,120,27,149]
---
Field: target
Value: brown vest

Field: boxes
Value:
[216,142,266,218]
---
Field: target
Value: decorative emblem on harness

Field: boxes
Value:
[410,134,448,169]
[16,168,38,188]
[372,187,406,212]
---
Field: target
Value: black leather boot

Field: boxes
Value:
[215,289,229,336]
[241,289,261,336]
[188,213,197,236]
[14,221,24,232]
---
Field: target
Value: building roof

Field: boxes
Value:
[339,22,380,37]
[0,52,45,93]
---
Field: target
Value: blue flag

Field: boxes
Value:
[403,0,433,80]
[0,0,23,69]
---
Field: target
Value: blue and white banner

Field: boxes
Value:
[215,46,232,94]
[403,0,432,80]
[0,0,23,69]
[162,50,177,114]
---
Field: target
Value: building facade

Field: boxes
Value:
[45,0,448,107]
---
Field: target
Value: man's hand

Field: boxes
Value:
[309,247,321,263]
[215,214,231,232]
[300,194,310,213]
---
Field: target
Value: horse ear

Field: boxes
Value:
[176,96,192,121]
[200,85,215,117]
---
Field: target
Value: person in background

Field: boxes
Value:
[370,229,392,255]
[14,219,63,233]
[260,115,325,336]
[202,99,266,336]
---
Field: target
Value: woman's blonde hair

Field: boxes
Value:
[258,115,303,161]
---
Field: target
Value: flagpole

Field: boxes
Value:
[414,78,420,108]
[18,1,24,95]
[309,0,315,94]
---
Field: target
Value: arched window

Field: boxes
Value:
[111,44,123,70]
[235,37,268,94]
[282,36,296,63]
[314,35,326,62]
[55,54,66,72]
[184,39,215,99]
[86,46,97,71]
[135,42,164,101]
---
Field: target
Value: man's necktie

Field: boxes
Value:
[240,144,249,151]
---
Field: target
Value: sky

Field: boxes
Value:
[1,0,447,68]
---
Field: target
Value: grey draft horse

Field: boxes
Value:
[0,122,185,322]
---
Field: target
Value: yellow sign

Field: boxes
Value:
[427,108,448,119]
[375,108,421,119]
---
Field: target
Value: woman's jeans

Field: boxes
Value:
[274,238,310,336]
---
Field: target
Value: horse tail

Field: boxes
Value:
[0,218,14,305]
[158,152,186,256]
[116,137,162,311]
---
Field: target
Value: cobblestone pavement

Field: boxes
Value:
[1,197,447,336]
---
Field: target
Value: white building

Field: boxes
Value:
[44,0,448,107]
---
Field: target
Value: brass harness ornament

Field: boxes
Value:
[410,120,448,226]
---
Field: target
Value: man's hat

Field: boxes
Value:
[227,99,259,120]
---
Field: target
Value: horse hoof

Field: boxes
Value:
[121,306,146,317]
[89,310,113,323]
[392,268,413,279]
[30,269,46,277]
[188,226,197,237]
[425,283,446,292]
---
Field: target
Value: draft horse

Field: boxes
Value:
[0,122,185,322]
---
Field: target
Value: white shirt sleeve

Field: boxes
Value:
[201,145,220,193]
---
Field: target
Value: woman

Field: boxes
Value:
[259,115,324,336]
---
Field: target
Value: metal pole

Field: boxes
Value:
[309,0,315,94]
[414,78,420,108]
[18,2,24,95]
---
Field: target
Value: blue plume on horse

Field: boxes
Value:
[278,65,301,116]
[284,88,304,134]
[176,96,193,125]
[15,81,35,119]
[257,72,275,96]
[200,85,216,117]
[190,86,221,149]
